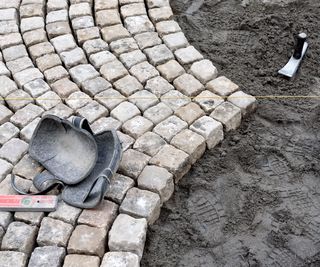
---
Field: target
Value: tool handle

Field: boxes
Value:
[293,33,307,59]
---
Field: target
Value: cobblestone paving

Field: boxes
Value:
[0,0,256,266]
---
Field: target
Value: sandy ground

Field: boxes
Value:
[141,0,320,266]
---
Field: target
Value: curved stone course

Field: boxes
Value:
[0,0,257,266]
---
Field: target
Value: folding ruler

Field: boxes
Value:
[0,195,58,212]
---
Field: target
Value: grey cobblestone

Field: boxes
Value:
[0,76,17,98]
[96,10,121,27]
[66,91,92,109]
[82,77,112,97]
[0,122,19,145]
[128,90,159,111]
[138,165,174,203]
[174,73,204,96]
[6,57,34,75]
[194,90,224,113]
[0,159,13,182]
[44,66,69,84]
[122,116,153,139]
[77,27,101,44]
[149,6,173,22]
[10,103,44,128]
[46,21,71,39]
[78,199,118,230]
[0,212,13,230]
[106,174,135,204]
[189,59,218,84]
[91,117,122,133]
[119,49,147,69]
[145,76,174,97]
[6,90,33,112]
[89,51,116,69]
[68,225,107,257]
[63,254,100,267]
[83,38,109,56]
[95,89,125,110]
[157,59,185,82]
[163,32,189,51]
[121,3,146,18]
[14,211,44,226]
[117,131,135,151]
[13,154,42,180]
[14,68,44,87]
[1,221,37,254]
[0,175,32,195]
[20,118,41,142]
[60,48,87,69]
[24,78,50,98]
[108,214,147,259]
[190,116,224,149]
[145,44,174,66]
[156,20,181,36]
[76,101,108,123]
[174,102,205,125]
[228,91,257,116]
[0,105,13,124]
[144,102,173,124]
[0,251,27,267]
[124,15,154,35]
[134,132,166,157]
[110,101,141,122]
[51,78,79,98]
[0,138,28,164]
[160,90,191,111]
[130,61,159,84]
[49,201,82,225]
[134,32,161,50]
[101,252,139,267]
[2,45,28,62]
[0,33,22,50]
[150,144,191,182]
[120,187,161,224]
[20,17,44,33]
[100,60,128,83]
[37,217,73,247]
[23,28,47,46]
[29,42,55,61]
[174,45,204,66]
[114,75,143,97]
[28,246,66,267]
[110,37,139,56]
[119,149,150,179]
[36,91,62,110]
[0,21,18,35]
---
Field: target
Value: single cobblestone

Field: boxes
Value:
[156,20,181,36]
[114,75,143,97]
[153,115,188,142]
[91,117,122,133]
[124,15,154,35]
[122,116,153,139]
[2,45,28,62]
[49,201,82,225]
[174,45,204,66]
[77,27,100,44]
[29,42,55,60]
[89,51,116,69]
[109,214,147,259]
[161,90,191,111]
[37,217,73,247]
[83,39,109,56]
[174,73,204,96]
[96,9,121,27]
[106,174,135,204]
[145,76,174,97]
[190,116,224,149]
[128,90,159,111]
[24,78,51,98]
[14,211,44,226]
[117,131,135,151]
[82,77,111,97]
[163,32,189,51]
[66,91,92,110]
[144,102,173,124]
[150,144,191,182]
[68,225,107,257]
[138,165,174,203]
[28,246,66,267]
[0,122,18,147]
[23,28,47,47]
[78,200,118,230]
[149,6,173,23]
[76,101,107,124]
[13,154,42,180]
[0,33,22,50]
[0,251,27,267]
[36,91,62,110]
[20,118,41,142]
[174,102,205,125]
[210,101,242,131]
[101,24,130,43]
[189,59,218,84]
[0,138,28,164]
[119,149,150,179]
[206,76,239,96]
[101,251,139,267]
[0,76,17,97]
[110,37,139,56]
[157,59,185,82]
[51,78,79,98]
[63,254,100,267]
[171,129,206,164]
[110,101,141,123]
[0,212,13,230]
[61,48,88,69]
[134,31,161,50]
[145,44,174,66]
[0,105,13,125]
[133,131,166,157]
[228,91,257,116]
[44,66,69,84]
[101,60,128,83]
[95,89,126,110]
[194,90,224,113]
[6,90,33,112]
[14,68,44,88]
[46,21,72,39]
[0,159,12,182]
[72,16,94,31]
[119,49,147,69]
[1,221,37,254]
[6,57,33,76]
[10,103,44,128]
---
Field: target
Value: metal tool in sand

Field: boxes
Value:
[278,32,308,78]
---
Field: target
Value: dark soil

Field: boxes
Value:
[141,0,320,266]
